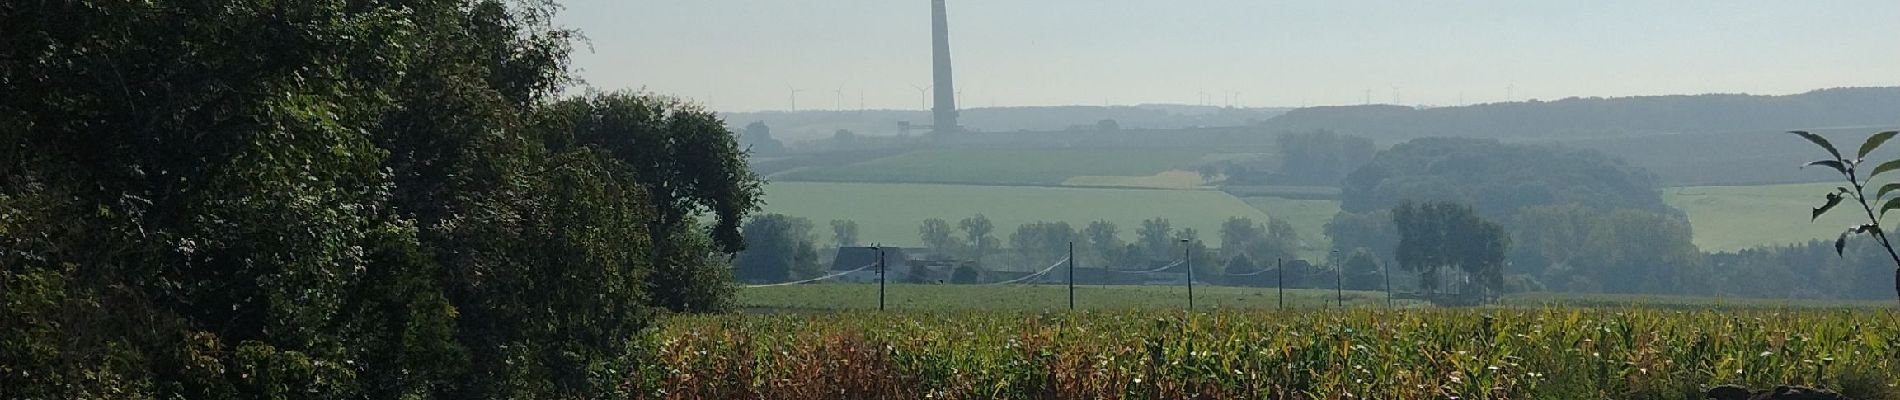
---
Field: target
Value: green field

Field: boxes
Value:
[1239,196,1343,258]
[740,283,1409,311]
[1664,182,1866,251]
[777,148,1225,185]
[760,181,1269,250]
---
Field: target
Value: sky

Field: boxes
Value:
[555,0,1899,113]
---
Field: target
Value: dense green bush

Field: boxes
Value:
[0,1,756,397]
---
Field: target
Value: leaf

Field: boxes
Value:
[1814,192,1844,221]
[1804,160,1849,174]
[1869,159,1900,180]
[1862,131,1900,160]
[1838,224,1881,257]
[1878,183,1900,202]
[1791,130,1842,160]
[1881,197,1900,219]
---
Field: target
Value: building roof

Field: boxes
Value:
[831,246,910,271]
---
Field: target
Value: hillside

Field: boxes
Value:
[1261,87,1900,141]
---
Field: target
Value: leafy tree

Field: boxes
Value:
[960,214,999,262]
[831,219,860,247]
[538,92,763,312]
[1174,228,1213,278]
[1341,248,1384,290]
[919,218,961,254]
[1219,217,1299,268]
[1326,210,1398,263]
[1509,204,1706,294]
[1393,202,1509,298]
[1220,217,1266,259]
[1788,129,1900,300]
[1009,221,1077,265]
[1137,218,1175,261]
[737,214,822,283]
[1082,220,1124,267]
[740,121,785,154]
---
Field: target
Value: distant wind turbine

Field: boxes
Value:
[910,84,932,111]
[788,85,805,112]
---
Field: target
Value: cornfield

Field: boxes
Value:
[629,309,1900,399]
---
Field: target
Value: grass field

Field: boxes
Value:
[776,148,1225,185]
[645,308,1900,399]
[1239,196,1343,258]
[760,181,1269,250]
[739,283,1410,311]
[1664,182,1865,251]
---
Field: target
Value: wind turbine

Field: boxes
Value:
[788,85,805,112]
[833,83,846,111]
[910,84,932,111]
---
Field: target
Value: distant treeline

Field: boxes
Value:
[1265,87,1900,141]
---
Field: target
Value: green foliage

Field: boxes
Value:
[1393,202,1509,297]
[829,219,860,247]
[1008,221,1078,265]
[1201,130,1375,186]
[1341,137,1671,221]
[1265,88,1900,141]
[1341,248,1384,290]
[737,214,822,283]
[759,181,1270,249]
[1786,130,1900,300]
[958,214,999,261]
[1510,204,1707,295]
[918,218,960,254]
[2,1,758,397]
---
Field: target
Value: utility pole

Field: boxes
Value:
[1277,258,1284,309]
[1182,239,1194,311]
[1336,264,1344,308]
[875,245,886,311]
[1383,259,1393,308]
[1068,242,1075,310]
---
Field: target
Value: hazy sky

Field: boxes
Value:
[556,1,1899,112]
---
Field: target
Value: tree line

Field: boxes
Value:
[2,1,760,398]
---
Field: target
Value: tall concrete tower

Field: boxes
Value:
[930,0,960,133]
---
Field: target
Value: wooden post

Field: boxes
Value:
[1276,258,1284,310]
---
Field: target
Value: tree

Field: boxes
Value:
[1509,204,1706,293]
[1009,221,1077,265]
[960,214,998,262]
[1174,228,1213,278]
[0,0,687,397]
[740,121,785,154]
[1326,210,1398,264]
[1393,202,1509,299]
[1341,248,1384,290]
[920,218,961,254]
[737,215,822,283]
[831,219,860,247]
[1787,129,1900,300]
[1082,220,1124,267]
[1137,218,1175,261]
[1220,217,1266,260]
[541,92,764,312]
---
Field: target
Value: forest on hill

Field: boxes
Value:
[1262,87,1900,141]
